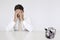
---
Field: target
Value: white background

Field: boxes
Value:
[0,0,60,31]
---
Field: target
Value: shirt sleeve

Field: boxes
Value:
[6,21,15,31]
[23,17,32,32]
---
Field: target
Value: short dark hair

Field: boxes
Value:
[14,4,24,11]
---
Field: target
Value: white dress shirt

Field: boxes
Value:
[6,17,32,32]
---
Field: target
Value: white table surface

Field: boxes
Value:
[0,31,60,40]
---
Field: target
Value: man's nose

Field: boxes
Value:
[17,14,20,17]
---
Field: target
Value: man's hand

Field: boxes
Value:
[14,13,18,22]
[14,11,23,22]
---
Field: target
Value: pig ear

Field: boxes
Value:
[45,28,47,31]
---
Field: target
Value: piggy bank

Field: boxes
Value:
[45,27,56,39]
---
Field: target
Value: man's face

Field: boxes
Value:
[15,9,24,20]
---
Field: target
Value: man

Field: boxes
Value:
[6,4,32,32]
